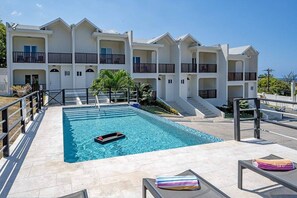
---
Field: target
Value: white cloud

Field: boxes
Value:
[11,10,22,16]
[36,3,43,8]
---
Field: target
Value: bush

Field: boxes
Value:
[153,100,179,115]
[10,84,32,97]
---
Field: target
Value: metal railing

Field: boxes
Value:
[75,53,97,64]
[100,54,125,64]
[0,91,41,157]
[48,53,72,64]
[199,89,217,99]
[199,64,217,73]
[133,63,157,73]
[245,72,257,81]
[13,51,45,63]
[158,64,175,73]
[233,98,297,141]
[181,63,197,73]
[228,72,243,81]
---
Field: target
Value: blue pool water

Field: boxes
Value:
[63,106,222,163]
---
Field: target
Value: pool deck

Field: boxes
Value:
[1,106,297,197]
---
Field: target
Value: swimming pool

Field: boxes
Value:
[63,106,222,162]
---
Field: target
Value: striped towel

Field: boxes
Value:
[155,176,200,190]
[253,159,295,171]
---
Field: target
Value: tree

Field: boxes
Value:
[258,76,290,95]
[0,20,6,68]
[283,71,297,83]
[90,69,134,95]
[134,82,154,105]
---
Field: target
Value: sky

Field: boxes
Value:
[1,0,297,77]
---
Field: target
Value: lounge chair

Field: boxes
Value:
[238,154,297,192]
[142,169,229,198]
[59,189,88,198]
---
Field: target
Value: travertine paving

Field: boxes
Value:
[2,106,297,197]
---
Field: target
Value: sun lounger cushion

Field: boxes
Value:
[252,158,295,171]
[155,176,200,190]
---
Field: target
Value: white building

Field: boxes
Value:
[6,18,258,117]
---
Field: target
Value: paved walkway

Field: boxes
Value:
[1,107,297,197]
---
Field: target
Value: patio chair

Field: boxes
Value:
[238,154,297,192]
[142,169,229,198]
[58,189,88,198]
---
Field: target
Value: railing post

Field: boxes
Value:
[41,91,44,106]
[86,88,89,105]
[2,109,9,157]
[254,98,261,139]
[136,87,139,103]
[38,91,42,110]
[234,99,240,141]
[29,94,34,121]
[20,100,26,133]
[62,89,65,105]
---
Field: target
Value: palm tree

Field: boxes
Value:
[91,69,134,102]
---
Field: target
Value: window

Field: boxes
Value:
[168,79,172,84]
[100,48,112,54]
[181,79,185,84]
[251,86,254,91]
[77,71,82,76]
[133,57,140,64]
[65,71,70,76]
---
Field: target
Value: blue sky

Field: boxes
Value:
[1,0,297,77]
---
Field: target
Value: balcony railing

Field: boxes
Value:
[199,89,217,99]
[245,72,257,81]
[181,63,197,73]
[158,64,175,73]
[199,64,217,73]
[48,53,72,64]
[13,51,45,63]
[133,63,156,73]
[75,53,97,64]
[228,72,243,81]
[100,54,125,64]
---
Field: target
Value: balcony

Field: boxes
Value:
[13,51,45,63]
[199,89,217,99]
[181,63,197,73]
[228,72,243,81]
[100,54,125,64]
[199,64,217,73]
[245,72,257,81]
[75,53,97,64]
[158,64,175,73]
[48,53,72,64]
[133,63,156,73]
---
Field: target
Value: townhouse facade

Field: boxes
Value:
[6,18,258,117]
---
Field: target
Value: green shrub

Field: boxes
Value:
[153,100,179,115]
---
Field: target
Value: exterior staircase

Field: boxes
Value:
[187,98,217,118]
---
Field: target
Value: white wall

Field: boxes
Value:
[180,73,187,99]
[180,40,192,63]
[0,68,8,94]
[13,37,45,52]
[133,50,153,63]
[157,39,171,63]
[216,44,228,106]
[75,22,97,53]
[47,21,72,53]
[100,40,125,54]
[13,69,46,84]
[61,65,73,89]
[199,52,216,64]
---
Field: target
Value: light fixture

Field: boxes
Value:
[158,77,161,80]
[187,77,190,80]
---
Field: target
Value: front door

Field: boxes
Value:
[25,75,31,84]
[49,69,60,90]
[86,69,95,88]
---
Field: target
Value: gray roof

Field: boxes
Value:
[229,45,252,55]
[14,24,40,30]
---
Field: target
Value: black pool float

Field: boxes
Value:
[94,132,125,144]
